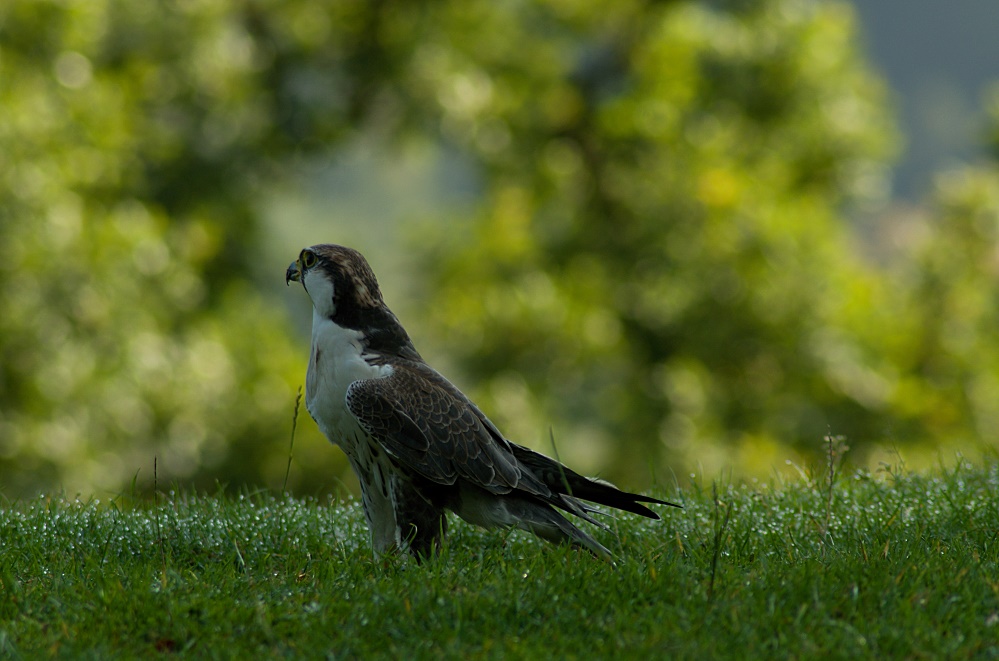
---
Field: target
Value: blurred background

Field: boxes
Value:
[2,0,998,499]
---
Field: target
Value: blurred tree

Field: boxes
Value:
[414,0,902,479]
[877,162,999,457]
[4,0,996,497]
[0,0,399,495]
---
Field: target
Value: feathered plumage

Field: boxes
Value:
[286,244,678,559]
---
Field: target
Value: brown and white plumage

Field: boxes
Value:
[286,243,678,559]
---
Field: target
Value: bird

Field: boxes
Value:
[286,243,679,560]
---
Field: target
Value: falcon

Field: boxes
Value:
[286,243,678,560]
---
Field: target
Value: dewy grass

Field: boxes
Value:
[1,460,997,659]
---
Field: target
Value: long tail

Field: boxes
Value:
[510,444,682,518]
[504,496,614,560]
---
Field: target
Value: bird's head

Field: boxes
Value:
[286,244,385,321]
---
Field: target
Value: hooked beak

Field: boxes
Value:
[285,259,301,285]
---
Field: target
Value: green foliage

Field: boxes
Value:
[416,0,900,479]
[0,199,307,495]
[3,0,999,497]
[1,461,996,657]
[880,165,999,446]
[408,0,999,486]
[0,0,384,495]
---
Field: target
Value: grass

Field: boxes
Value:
[1,457,998,659]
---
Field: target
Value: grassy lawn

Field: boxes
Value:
[1,458,997,659]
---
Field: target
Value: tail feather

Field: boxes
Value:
[505,497,613,561]
[510,444,682,518]
[455,444,681,561]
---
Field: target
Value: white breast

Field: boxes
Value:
[304,310,402,553]
[305,310,393,451]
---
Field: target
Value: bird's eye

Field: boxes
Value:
[301,251,318,269]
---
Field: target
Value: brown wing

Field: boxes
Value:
[345,362,553,499]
